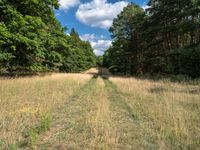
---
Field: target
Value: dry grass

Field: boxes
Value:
[36,77,119,150]
[88,78,119,150]
[83,68,99,74]
[36,77,98,149]
[110,77,200,149]
[0,73,92,148]
[0,69,200,149]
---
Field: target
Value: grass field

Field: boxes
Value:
[0,68,200,149]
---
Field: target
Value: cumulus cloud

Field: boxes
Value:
[141,2,150,10]
[142,5,150,10]
[80,34,112,56]
[59,0,80,11]
[91,40,112,56]
[80,33,96,41]
[76,0,128,29]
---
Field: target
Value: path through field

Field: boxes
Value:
[36,70,141,149]
[0,68,200,149]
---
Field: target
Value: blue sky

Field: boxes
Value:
[55,0,147,55]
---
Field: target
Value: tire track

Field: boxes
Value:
[36,77,98,149]
[88,77,119,150]
[103,79,145,150]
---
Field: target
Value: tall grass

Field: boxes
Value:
[0,73,92,148]
[0,69,199,149]
[110,77,200,149]
[88,78,119,150]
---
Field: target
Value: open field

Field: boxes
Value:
[0,69,200,149]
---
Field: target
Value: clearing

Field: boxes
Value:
[0,68,200,150]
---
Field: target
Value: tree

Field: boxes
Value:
[105,4,146,75]
[0,0,96,73]
[103,2,200,77]
[60,29,96,72]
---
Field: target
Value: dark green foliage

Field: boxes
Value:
[0,0,96,73]
[103,2,200,77]
[96,56,103,67]
[60,29,96,72]
[170,45,200,78]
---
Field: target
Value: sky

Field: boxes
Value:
[55,0,148,56]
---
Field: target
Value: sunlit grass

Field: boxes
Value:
[0,69,200,149]
[88,78,119,150]
[110,77,200,149]
[0,73,92,148]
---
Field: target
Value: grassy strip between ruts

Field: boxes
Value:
[37,76,120,150]
[35,77,98,149]
[103,79,149,149]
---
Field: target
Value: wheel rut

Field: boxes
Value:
[35,72,141,150]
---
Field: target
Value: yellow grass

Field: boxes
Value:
[83,68,99,74]
[0,73,92,147]
[110,77,200,149]
[0,70,200,149]
[88,78,119,150]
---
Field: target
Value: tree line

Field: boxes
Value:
[0,0,96,74]
[103,0,200,78]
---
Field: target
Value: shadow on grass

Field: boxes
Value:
[0,72,53,79]
[1,68,199,86]
[97,68,200,95]
[101,71,200,85]
[149,86,200,95]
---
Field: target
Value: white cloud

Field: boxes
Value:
[142,5,150,10]
[80,33,106,41]
[91,40,112,55]
[141,2,150,10]
[76,0,128,29]
[80,34,112,56]
[59,0,80,11]
[80,33,96,41]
